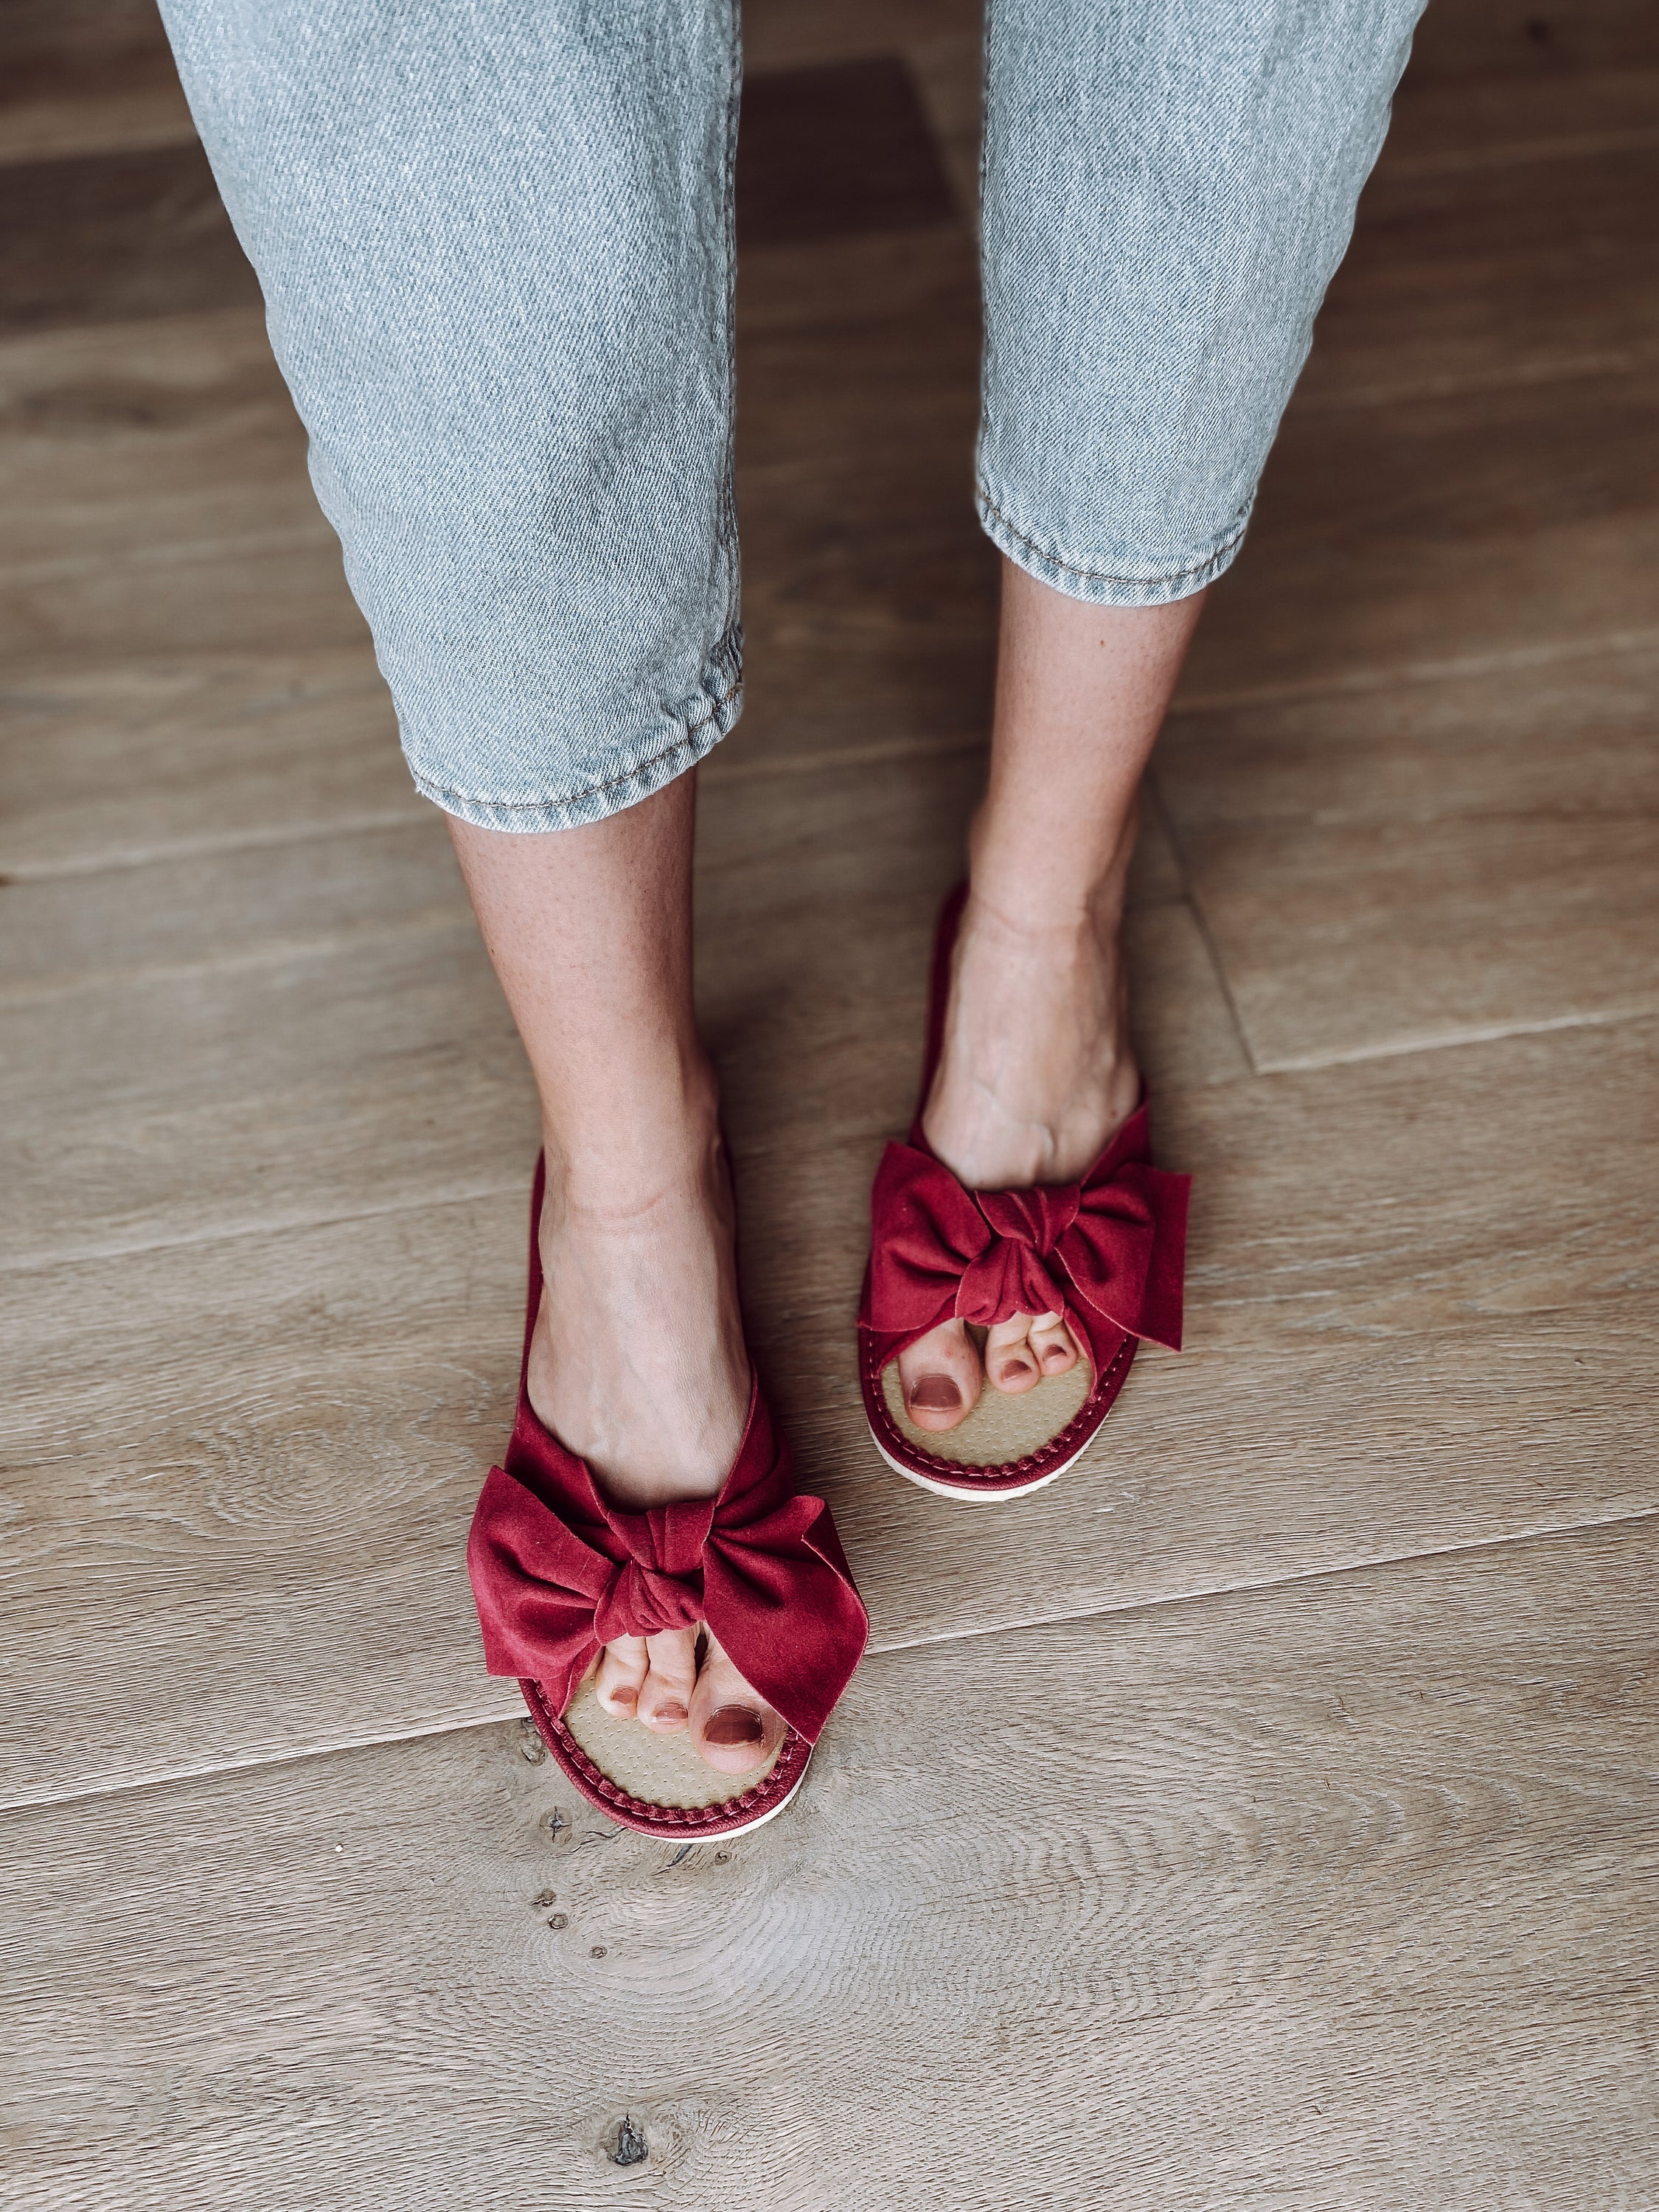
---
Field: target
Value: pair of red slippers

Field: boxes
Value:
[467,888,1191,1838]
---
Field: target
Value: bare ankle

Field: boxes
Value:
[967,793,1140,943]
[922,880,1139,1189]
[540,1053,725,1221]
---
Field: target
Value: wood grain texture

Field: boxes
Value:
[0,66,194,167]
[4,1002,1652,1804]
[0,141,259,335]
[3,1523,1655,2209]
[0,650,412,877]
[1403,0,1659,88]
[1,4,1655,2200]
[1183,366,1659,706]
[0,4,192,165]
[0,310,310,574]
[1153,644,1659,1068]
[1301,134,1659,410]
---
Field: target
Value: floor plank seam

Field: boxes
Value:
[0,807,428,883]
[1290,346,1655,417]
[1144,768,1260,1077]
[0,521,338,587]
[869,1504,1659,1658]
[1169,625,1659,718]
[0,910,478,1009]
[9,1503,1654,1819]
[1258,999,1659,1074]
[1382,122,1659,178]
[0,1180,534,1277]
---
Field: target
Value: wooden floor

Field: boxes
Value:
[3,2,1657,2204]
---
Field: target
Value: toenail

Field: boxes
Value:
[1001,1360,1029,1384]
[703,1705,764,1746]
[608,1688,638,1714]
[910,1374,961,1411]
[649,1701,688,1725]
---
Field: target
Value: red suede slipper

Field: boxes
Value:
[468,1161,869,1838]
[858,883,1191,1500]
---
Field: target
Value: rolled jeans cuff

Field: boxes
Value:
[406,630,744,835]
[976,487,1252,608]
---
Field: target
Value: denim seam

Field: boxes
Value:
[977,487,1250,589]
[411,672,740,815]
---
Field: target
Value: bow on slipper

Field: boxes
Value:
[863,1096,1189,1358]
[468,1382,867,1744]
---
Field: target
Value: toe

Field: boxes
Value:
[895,1317,983,1431]
[637,1627,700,1731]
[1027,1310,1079,1378]
[594,1636,648,1719]
[986,1314,1043,1394]
[689,1635,787,1778]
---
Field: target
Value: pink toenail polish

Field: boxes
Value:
[650,1700,688,1725]
[1001,1361,1029,1385]
[911,1374,961,1411]
[704,1705,764,1746]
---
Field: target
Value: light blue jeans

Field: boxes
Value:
[159,0,1424,832]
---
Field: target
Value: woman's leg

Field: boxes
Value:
[897,573,1204,1422]
[158,0,776,1769]
[449,789,781,1773]
[900,0,1427,1429]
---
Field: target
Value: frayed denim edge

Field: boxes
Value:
[406,672,743,835]
[978,488,1252,608]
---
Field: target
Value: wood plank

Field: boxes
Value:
[0,525,367,666]
[0,651,414,877]
[1301,137,1659,409]
[0,141,259,336]
[0,63,194,167]
[0,6,189,167]
[2,990,1651,1802]
[1158,641,1659,832]
[904,31,981,216]
[1385,66,1659,170]
[3,1523,1653,2207]
[1183,366,1659,705]
[1403,0,1659,87]
[742,0,980,73]
[1152,644,1659,1068]
[0,310,309,574]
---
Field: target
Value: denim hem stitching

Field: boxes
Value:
[410,675,740,816]
[977,488,1250,589]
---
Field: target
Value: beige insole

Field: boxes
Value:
[561,1674,786,1809]
[880,1349,1093,1466]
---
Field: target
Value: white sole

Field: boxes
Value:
[867,1421,1092,1500]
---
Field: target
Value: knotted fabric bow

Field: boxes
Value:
[860,1097,1189,1359]
[467,1382,868,1743]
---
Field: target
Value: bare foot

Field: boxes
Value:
[895,872,1141,1433]
[525,1077,786,1775]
